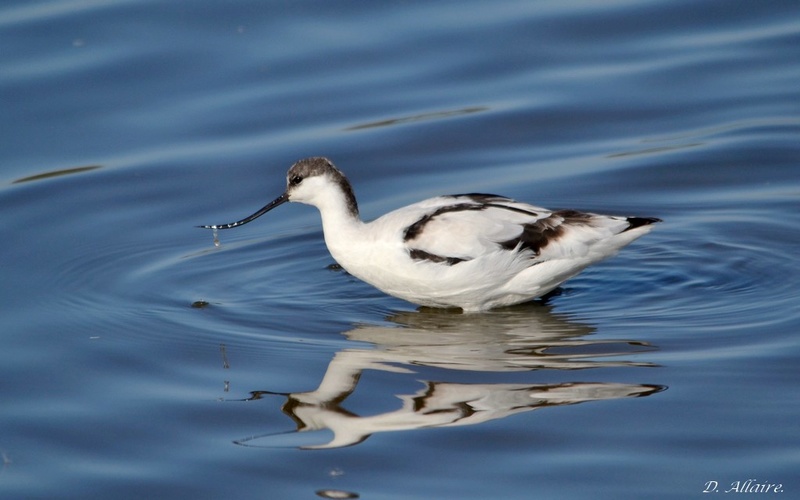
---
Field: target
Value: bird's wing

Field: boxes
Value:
[398,194,649,265]
[399,194,553,262]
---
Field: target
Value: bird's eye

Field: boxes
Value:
[290,175,303,186]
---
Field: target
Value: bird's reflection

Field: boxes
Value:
[234,303,665,449]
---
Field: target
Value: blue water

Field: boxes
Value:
[2,1,799,498]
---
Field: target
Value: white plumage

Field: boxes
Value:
[202,157,660,312]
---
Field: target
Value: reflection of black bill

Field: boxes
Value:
[198,192,289,230]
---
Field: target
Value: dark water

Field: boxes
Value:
[2,1,799,498]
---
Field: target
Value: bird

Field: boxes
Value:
[200,157,660,312]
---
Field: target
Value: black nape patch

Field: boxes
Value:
[409,248,468,266]
[288,157,359,217]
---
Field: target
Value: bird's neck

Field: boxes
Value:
[319,203,366,268]
[306,176,367,269]
[315,185,364,249]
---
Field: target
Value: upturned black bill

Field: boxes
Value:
[198,192,289,230]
